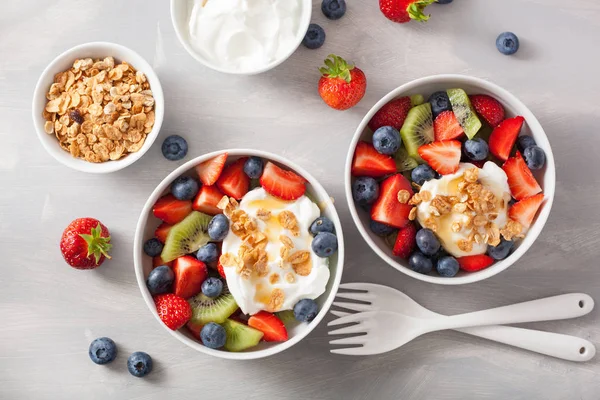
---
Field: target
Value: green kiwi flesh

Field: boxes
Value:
[188,289,238,326]
[161,211,212,262]
[410,94,425,106]
[394,147,418,172]
[446,88,482,139]
[399,103,434,160]
[222,319,264,352]
[275,310,297,326]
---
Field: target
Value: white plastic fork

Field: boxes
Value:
[328,283,595,360]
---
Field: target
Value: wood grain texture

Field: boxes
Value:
[1,0,600,399]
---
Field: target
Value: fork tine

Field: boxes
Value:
[329,336,368,346]
[328,323,366,336]
[329,309,351,318]
[339,282,370,291]
[327,312,366,326]
[333,301,372,312]
[335,291,375,302]
[331,346,374,356]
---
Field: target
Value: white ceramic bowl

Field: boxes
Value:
[345,75,555,285]
[134,149,344,359]
[170,0,312,75]
[32,42,164,173]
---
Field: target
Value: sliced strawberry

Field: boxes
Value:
[417,140,462,175]
[153,194,193,225]
[470,94,505,127]
[153,255,173,268]
[259,161,307,201]
[196,153,228,186]
[154,293,191,331]
[509,193,544,228]
[154,223,172,243]
[392,223,417,258]
[368,96,412,131]
[489,116,524,161]
[193,185,224,215]
[351,141,396,177]
[371,174,414,229]
[248,311,288,342]
[217,260,226,278]
[216,158,250,200]
[173,255,208,299]
[458,255,494,272]
[502,152,542,200]
[434,111,464,141]
[186,320,204,340]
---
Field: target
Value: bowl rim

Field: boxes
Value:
[133,149,345,359]
[169,0,312,75]
[31,41,164,174]
[344,74,556,285]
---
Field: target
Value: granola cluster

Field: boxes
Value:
[408,168,523,252]
[217,196,313,312]
[42,57,155,163]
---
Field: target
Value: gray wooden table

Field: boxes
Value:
[2,0,600,399]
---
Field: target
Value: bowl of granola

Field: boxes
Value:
[345,75,555,285]
[32,42,164,173]
[134,149,344,359]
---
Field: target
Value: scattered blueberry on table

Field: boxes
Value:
[127,352,153,378]
[322,0,346,20]
[162,135,188,161]
[303,24,326,49]
[496,32,520,55]
[89,337,118,365]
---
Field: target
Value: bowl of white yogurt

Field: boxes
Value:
[171,0,312,75]
[134,149,344,359]
[345,75,555,285]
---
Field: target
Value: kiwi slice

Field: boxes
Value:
[446,88,482,139]
[410,94,425,106]
[161,211,212,262]
[399,103,434,160]
[276,310,297,325]
[188,288,238,326]
[222,319,264,352]
[394,147,418,172]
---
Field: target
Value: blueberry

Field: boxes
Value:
[416,228,440,256]
[487,238,514,260]
[436,256,460,277]
[309,217,335,236]
[428,91,452,119]
[408,251,433,274]
[143,238,164,257]
[312,232,338,258]
[373,126,401,155]
[200,323,227,349]
[127,352,153,378]
[161,135,188,161]
[464,138,489,161]
[208,214,229,241]
[201,277,223,298]
[496,32,519,55]
[89,337,117,365]
[370,220,396,237]
[517,135,536,153]
[411,164,436,186]
[437,0,453,3]
[171,176,199,201]
[146,265,175,295]
[321,0,346,20]
[243,157,264,179]
[523,146,546,170]
[196,243,218,263]
[293,299,319,322]
[352,177,379,206]
[302,24,326,49]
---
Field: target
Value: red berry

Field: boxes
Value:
[216,158,250,200]
[153,194,193,225]
[196,153,228,186]
[379,0,436,23]
[470,94,505,127]
[508,193,544,228]
[371,174,414,229]
[417,140,462,175]
[489,116,524,161]
[318,55,366,111]
[154,293,192,331]
[351,141,396,177]
[392,223,417,258]
[193,185,225,215]
[173,255,208,299]
[434,111,465,141]
[502,152,542,200]
[368,97,412,131]
[248,311,288,342]
[154,223,172,243]
[60,218,111,269]
[457,255,494,272]
[259,161,306,201]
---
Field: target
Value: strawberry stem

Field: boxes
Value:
[79,223,112,265]
[407,0,436,22]
[319,54,355,84]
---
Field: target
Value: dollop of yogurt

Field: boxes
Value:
[221,188,330,315]
[416,162,512,257]
[187,0,305,72]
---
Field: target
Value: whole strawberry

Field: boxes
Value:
[154,294,192,330]
[379,0,435,23]
[318,54,366,110]
[60,218,112,269]
[368,96,412,131]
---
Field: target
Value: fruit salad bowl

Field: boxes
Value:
[345,75,555,285]
[134,149,344,359]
